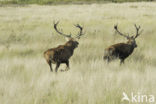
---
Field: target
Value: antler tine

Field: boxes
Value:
[53,21,71,38]
[53,20,59,25]
[114,24,130,39]
[114,24,118,30]
[134,24,142,38]
[75,24,82,30]
[53,21,59,31]
[134,24,140,29]
[74,24,84,39]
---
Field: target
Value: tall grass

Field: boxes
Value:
[0,0,154,5]
[0,2,156,104]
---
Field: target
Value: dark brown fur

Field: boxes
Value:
[44,39,78,72]
[104,24,142,65]
[44,21,83,72]
[104,39,137,64]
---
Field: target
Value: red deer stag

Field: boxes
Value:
[103,24,143,65]
[44,21,84,72]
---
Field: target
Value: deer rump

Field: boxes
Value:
[104,43,134,61]
[44,45,73,64]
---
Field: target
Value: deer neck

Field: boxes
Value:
[126,41,135,54]
[128,43,136,54]
[65,42,76,52]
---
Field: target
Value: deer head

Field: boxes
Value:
[114,24,143,48]
[53,21,84,48]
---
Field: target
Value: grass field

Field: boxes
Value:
[0,2,156,104]
[0,0,154,5]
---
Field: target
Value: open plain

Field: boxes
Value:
[0,2,156,104]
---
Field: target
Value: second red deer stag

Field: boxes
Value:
[103,24,143,65]
[44,21,84,72]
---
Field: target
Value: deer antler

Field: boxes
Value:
[74,24,84,39]
[114,25,130,39]
[134,24,143,39]
[53,21,72,38]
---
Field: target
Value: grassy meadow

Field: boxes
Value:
[0,0,154,5]
[0,2,156,104]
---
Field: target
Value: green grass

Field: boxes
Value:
[0,2,156,104]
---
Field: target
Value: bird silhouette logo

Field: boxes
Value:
[121,92,130,102]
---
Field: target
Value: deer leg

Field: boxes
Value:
[104,56,110,63]
[65,60,70,71]
[55,62,60,72]
[107,57,111,63]
[120,59,124,65]
[47,60,53,72]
